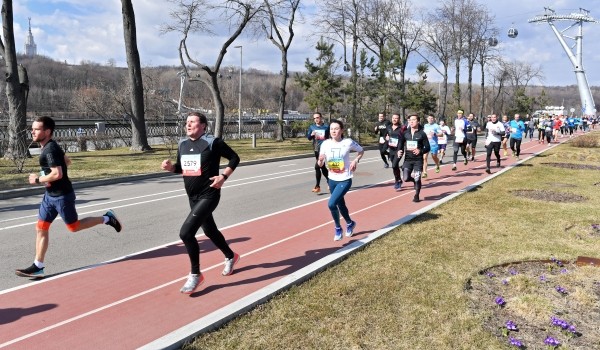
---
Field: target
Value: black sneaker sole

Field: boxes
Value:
[15,270,45,278]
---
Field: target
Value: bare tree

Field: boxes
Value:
[1,0,29,161]
[421,15,453,119]
[315,0,363,135]
[163,0,263,138]
[388,0,421,118]
[121,0,151,151]
[260,0,300,141]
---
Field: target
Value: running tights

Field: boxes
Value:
[313,151,329,187]
[180,196,234,275]
[510,138,522,157]
[486,142,501,168]
[402,161,422,199]
[452,141,467,164]
[389,150,403,183]
[327,178,352,228]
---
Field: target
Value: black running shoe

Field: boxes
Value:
[105,209,122,232]
[413,195,421,203]
[16,263,45,278]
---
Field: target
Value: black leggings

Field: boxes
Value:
[486,142,501,168]
[510,138,522,157]
[452,141,467,164]
[180,196,234,274]
[313,151,329,186]
[378,143,389,165]
[389,148,403,183]
[402,161,422,198]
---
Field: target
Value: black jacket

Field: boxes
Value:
[402,126,430,162]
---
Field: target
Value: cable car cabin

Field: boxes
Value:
[508,27,518,38]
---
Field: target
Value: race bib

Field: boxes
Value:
[181,154,201,176]
[379,136,385,144]
[388,137,398,148]
[406,141,417,151]
[327,158,345,173]
[511,127,517,133]
[455,136,464,143]
[314,129,326,140]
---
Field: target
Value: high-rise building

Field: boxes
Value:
[25,17,37,57]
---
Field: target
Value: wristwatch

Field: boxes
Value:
[35,177,40,184]
[221,173,228,180]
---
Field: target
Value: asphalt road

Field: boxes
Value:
[1,148,405,291]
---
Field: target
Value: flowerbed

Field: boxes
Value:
[466,259,600,349]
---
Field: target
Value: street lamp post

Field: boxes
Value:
[177,70,186,138]
[234,45,242,139]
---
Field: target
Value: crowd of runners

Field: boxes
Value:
[15,111,591,294]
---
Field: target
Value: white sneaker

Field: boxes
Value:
[180,273,204,294]
[222,253,240,276]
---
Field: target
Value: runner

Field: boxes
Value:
[509,114,525,160]
[306,112,329,193]
[16,116,122,278]
[161,112,241,294]
[484,114,504,174]
[385,113,406,190]
[465,113,480,161]
[423,115,442,177]
[552,115,562,142]
[400,115,430,203]
[451,110,468,171]
[501,115,511,156]
[566,115,576,138]
[318,119,364,241]
[437,120,451,164]
[527,116,535,139]
[374,112,391,168]
[537,116,546,143]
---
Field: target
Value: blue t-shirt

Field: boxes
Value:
[423,123,441,146]
[509,120,525,139]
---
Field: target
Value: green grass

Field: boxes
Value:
[181,132,600,350]
[0,138,315,190]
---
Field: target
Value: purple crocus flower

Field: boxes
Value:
[495,296,506,307]
[539,274,547,282]
[509,268,518,275]
[486,271,496,278]
[560,268,568,274]
[506,320,518,331]
[569,324,577,334]
[555,285,568,295]
[544,336,560,347]
[509,336,523,347]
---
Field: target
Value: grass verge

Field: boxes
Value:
[0,138,314,191]
[183,132,600,349]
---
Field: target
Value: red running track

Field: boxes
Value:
[0,136,575,349]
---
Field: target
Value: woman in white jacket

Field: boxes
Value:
[485,114,505,174]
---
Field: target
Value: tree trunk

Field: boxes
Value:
[479,62,485,118]
[2,0,28,160]
[121,0,151,151]
[276,50,288,141]
[206,73,225,138]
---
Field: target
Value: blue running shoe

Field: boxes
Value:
[334,227,343,241]
[15,263,45,278]
[345,221,356,237]
[393,181,400,190]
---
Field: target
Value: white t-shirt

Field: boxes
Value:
[454,118,466,143]
[438,125,451,145]
[485,121,505,143]
[319,138,363,181]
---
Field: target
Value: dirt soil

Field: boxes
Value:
[466,260,600,349]
[511,190,587,203]
[541,162,600,171]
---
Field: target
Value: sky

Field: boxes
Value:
[13,0,600,88]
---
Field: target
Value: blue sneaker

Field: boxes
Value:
[334,227,343,241]
[394,181,402,190]
[345,221,356,237]
[15,263,45,278]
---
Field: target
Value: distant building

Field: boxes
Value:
[25,17,37,57]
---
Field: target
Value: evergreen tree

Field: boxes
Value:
[296,38,342,119]
[403,63,437,117]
